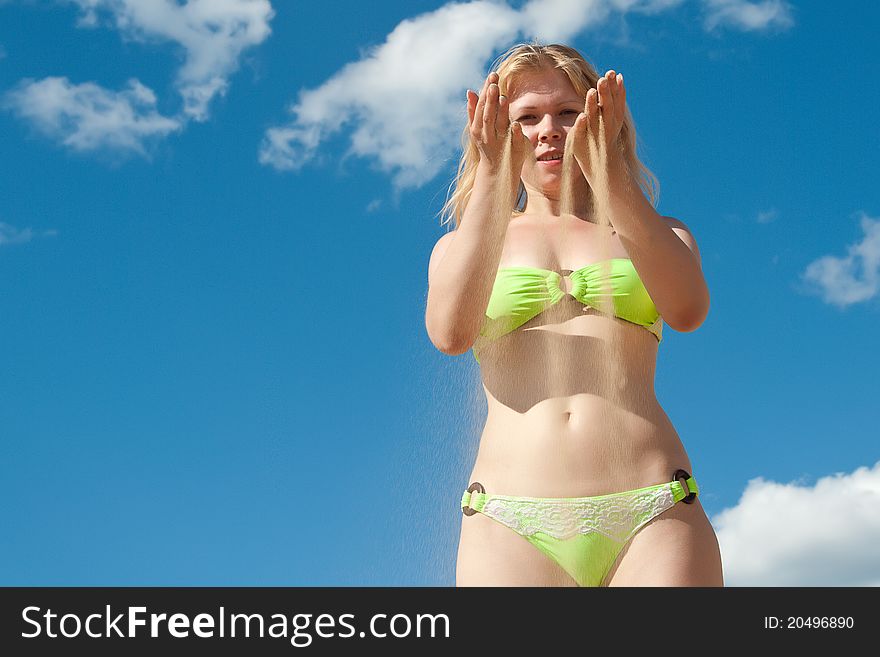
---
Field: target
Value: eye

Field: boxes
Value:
[562,110,578,115]
[516,115,535,121]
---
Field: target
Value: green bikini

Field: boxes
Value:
[462,472,699,587]
[462,258,699,586]
[472,258,664,363]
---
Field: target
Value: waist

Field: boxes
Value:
[473,395,691,496]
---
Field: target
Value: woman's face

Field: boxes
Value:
[507,67,584,193]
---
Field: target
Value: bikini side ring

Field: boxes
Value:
[673,469,697,504]
[462,481,485,516]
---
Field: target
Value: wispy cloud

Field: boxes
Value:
[70,0,275,121]
[4,76,181,155]
[4,1,274,155]
[0,221,58,246]
[800,212,880,308]
[756,208,777,223]
[702,0,794,33]
[260,0,793,189]
[712,461,880,586]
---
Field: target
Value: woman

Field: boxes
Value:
[425,43,723,587]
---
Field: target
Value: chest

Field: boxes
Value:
[498,218,629,272]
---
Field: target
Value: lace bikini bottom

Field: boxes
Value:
[460,470,699,587]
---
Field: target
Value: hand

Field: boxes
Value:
[467,73,529,177]
[566,70,626,183]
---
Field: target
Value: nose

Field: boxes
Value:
[537,114,563,143]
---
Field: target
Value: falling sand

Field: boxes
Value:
[579,112,631,471]
[530,109,627,396]
[465,106,636,483]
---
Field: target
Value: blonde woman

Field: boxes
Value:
[425,43,723,586]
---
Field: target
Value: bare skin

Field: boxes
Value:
[444,68,722,586]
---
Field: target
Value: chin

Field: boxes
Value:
[538,177,563,194]
[523,171,561,190]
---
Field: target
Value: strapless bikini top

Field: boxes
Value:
[473,258,663,363]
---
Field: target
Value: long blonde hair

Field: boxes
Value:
[439,42,659,229]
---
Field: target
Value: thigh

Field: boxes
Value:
[456,512,578,587]
[604,498,724,587]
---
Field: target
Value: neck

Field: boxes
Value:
[522,175,594,220]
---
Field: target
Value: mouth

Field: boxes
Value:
[537,151,564,166]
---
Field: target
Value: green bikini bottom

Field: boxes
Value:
[461,470,699,587]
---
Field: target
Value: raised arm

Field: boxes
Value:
[425,72,527,354]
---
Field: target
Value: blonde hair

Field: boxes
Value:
[439,42,660,229]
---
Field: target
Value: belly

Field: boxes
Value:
[469,309,692,496]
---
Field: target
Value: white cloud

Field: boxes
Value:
[260,0,522,188]
[702,0,794,32]
[259,0,626,189]
[70,0,275,120]
[712,462,880,586]
[260,0,792,189]
[800,212,880,308]
[4,76,181,154]
[5,1,273,154]
[519,0,611,43]
[0,221,57,246]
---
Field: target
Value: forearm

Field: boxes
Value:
[600,157,709,331]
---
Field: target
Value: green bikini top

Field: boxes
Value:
[473,258,663,363]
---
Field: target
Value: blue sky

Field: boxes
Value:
[1,1,878,586]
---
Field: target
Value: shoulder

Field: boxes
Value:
[430,230,457,260]
[427,230,457,283]
[661,216,702,268]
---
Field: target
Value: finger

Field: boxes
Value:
[511,121,534,163]
[510,120,523,150]
[607,71,622,121]
[511,120,523,139]
[471,75,491,134]
[606,70,617,89]
[466,89,476,127]
[606,70,618,104]
[566,112,584,149]
[616,73,626,122]
[483,82,500,139]
[587,87,600,125]
[598,76,615,122]
[495,92,511,136]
